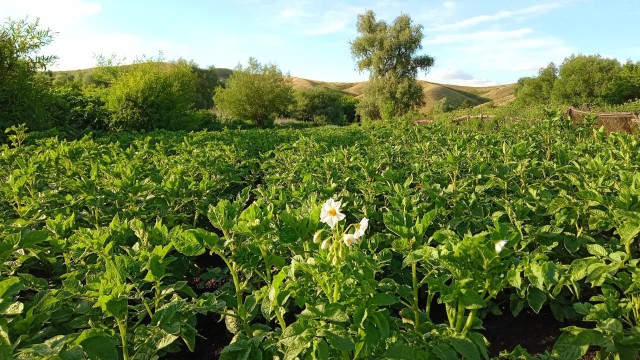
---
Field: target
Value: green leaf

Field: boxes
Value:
[459,289,485,309]
[586,263,608,286]
[0,277,22,298]
[80,336,118,360]
[585,243,608,258]
[370,293,397,307]
[449,337,480,360]
[324,330,354,351]
[527,287,546,313]
[599,318,623,333]
[316,339,330,360]
[189,228,221,251]
[572,302,592,316]
[507,269,522,289]
[322,303,349,322]
[468,332,490,360]
[617,219,640,245]
[572,329,605,346]
[433,343,458,360]
[553,332,588,360]
[171,228,205,256]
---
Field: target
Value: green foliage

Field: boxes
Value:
[552,54,622,105]
[515,63,558,105]
[49,86,108,129]
[214,57,294,128]
[2,116,640,359]
[290,86,348,125]
[101,59,200,131]
[0,17,57,131]
[603,60,640,104]
[191,63,219,109]
[350,10,434,120]
[515,54,640,107]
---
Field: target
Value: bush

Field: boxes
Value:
[213,57,294,128]
[101,60,200,131]
[49,86,108,129]
[290,86,348,125]
[0,18,57,132]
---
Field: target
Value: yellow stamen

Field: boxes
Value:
[328,208,337,216]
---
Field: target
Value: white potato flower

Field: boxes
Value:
[495,239,508,253]
[343,233,359,246]
[354,217,369,239]
[320,198,346,229]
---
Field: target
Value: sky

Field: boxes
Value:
[2,0,639,86]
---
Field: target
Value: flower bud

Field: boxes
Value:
[321,238,331,250]
[313,230,323,244]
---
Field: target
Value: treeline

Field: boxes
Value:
[1,18,358,136]
[515,54,640,107]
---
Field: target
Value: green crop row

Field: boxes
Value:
[1,115,639,359]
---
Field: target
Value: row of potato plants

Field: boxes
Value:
[1,114,639,359]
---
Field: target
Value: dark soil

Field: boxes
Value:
[482,307,599,359]
[164,313,230,360]
[483,307,563,357]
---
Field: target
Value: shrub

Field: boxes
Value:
[102,60,199,131]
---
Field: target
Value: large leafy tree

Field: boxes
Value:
[213,57,293,128]
[350,10,434,120]
[0,18,57,130]
[552,54,621,106]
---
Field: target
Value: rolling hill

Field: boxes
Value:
[287,76,516,111]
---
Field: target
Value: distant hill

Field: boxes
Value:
[54,66,516,111]
[286,76,516,111]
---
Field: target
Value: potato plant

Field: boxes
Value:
[1,115,639,359]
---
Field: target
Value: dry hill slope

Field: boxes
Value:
[290,77,516,111]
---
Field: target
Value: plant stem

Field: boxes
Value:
[333,277,341,303]
[411,262,420,330]
[116,317,129,360]
[425,291,434,321]
[462,308,477,335]
[454,301,466,333]
[220,253,253,337]
[276,308,287,331]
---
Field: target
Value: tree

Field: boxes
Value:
[350,10,434,120]
[291,86,346,125]
[514,63,558,105]
[191,63,219,109]
[213,57,293,128]
[102,59,200,131]
[603,60,640,104]
[0,17,57,130]
[552,54,621,106]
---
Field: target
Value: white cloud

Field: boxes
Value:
[431,3,562,32]
[425,66,496,86]
[304,19,350,35]
[280,8,297,20]
[0,0,101,31]
[425,28,532,45]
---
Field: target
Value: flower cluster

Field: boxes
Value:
[316,198,368,249]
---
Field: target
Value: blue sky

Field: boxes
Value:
[2,0,639,86]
